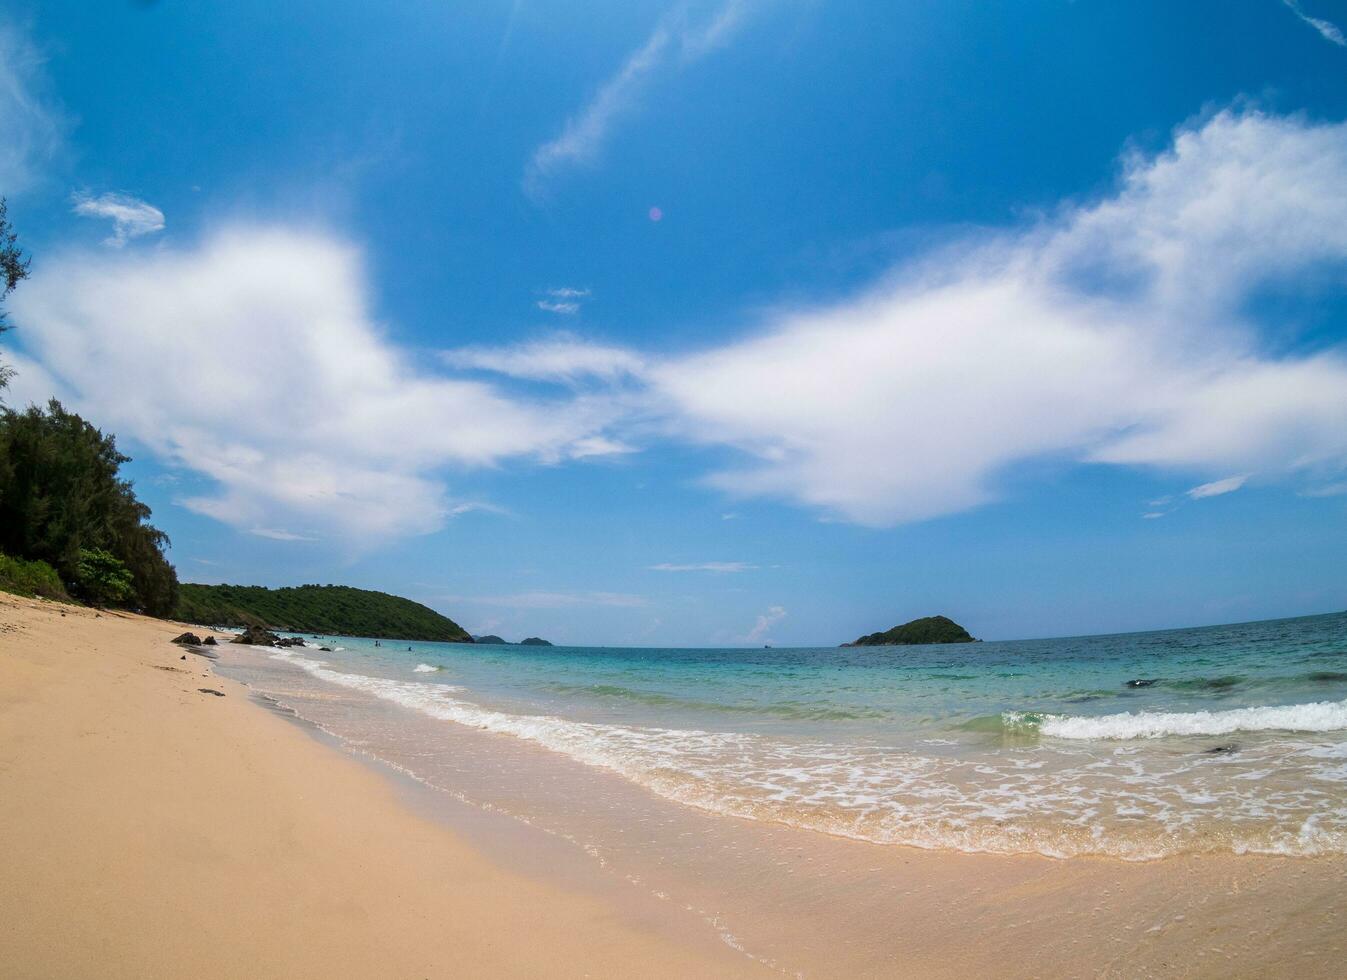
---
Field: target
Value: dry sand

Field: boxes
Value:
[2,592,1344,979]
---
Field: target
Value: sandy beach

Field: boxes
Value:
[3,592,1345,979]
[0,594,762,979]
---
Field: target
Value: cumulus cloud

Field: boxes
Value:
[1187,475,1249,499]
[649,561,756,572]
[523,0,764,197]
[649,109,1347,524]
[0,23,65,194]
[744,604,785,643]
[10,227,629,540]
[1282,0,1346,46]
[442,334,645,383]
[72,192,165,246]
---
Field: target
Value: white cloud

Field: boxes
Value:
[0,23,64,194]
[10,227,629,540]
[547,287,591,299]
[72,192,165,246]
[1187,475,1249,500]
[1301,481,1347,497]
[16,108,1347,541]
[537,300,579,315]
[648,110,1347,524]
[442,334,645,383]
[523,0,763,197]
[649,561,756,572]
[1282,0,1347,46]
[248,527,316,542]
[743,604,785,643]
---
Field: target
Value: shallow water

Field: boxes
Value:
[220,612,1347,860]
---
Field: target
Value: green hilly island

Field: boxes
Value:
[176,583,472,642]
[846,615,975,647]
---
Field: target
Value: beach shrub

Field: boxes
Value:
[72,548,136,608]
[0,552,68,600]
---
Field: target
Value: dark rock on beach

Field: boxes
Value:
[197,688,225,697]
[230,625,282,646]
[202,636,217,645]
[171,632,203,645]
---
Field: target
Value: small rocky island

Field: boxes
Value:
[472,634,555,647]
[843,615,976,647]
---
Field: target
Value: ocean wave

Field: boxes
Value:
[1012,699,1347,740]
[261,649,1347,859]
[413,663,441,673]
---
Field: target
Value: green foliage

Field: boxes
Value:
[850,615,975,646]
[73,548,135,607]
[0,552,69,600]
[474,634,507,645]
[0,196,32,390]
[518,637,553,646]
[0,399,179,614]
[175,583,472,642]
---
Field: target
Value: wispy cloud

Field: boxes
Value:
[1282,0,1347,46]
[743,604,785,643]
[537,300,579,315]
[0,22,66,194]
[249,527,316,541]
[649,561,757,572]
[1300,481,1347,497]
[442,334,645,383]
[523,0,764,197]
[1187,475,1249,500]
[72,192,165,246]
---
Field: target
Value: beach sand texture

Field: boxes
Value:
[2,592,1344,978]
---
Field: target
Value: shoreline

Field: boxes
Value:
[0,594,764,978]
[3,593,1345,978]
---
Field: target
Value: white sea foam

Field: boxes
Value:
[262,648,1347,859]
[413,663,440,673]
[1033,699,1347,739]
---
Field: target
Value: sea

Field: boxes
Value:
[212,610,1347,972]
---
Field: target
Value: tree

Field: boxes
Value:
[0,197,32,391]
[0,400,179,614]
[73,548,135,607]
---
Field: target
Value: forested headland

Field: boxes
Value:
[176,583,472,641]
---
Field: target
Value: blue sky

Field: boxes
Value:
[2,0,1346,645]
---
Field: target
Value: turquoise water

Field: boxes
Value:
[227,611,1347,859]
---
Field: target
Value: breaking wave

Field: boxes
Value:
[1007,699,1347,739]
